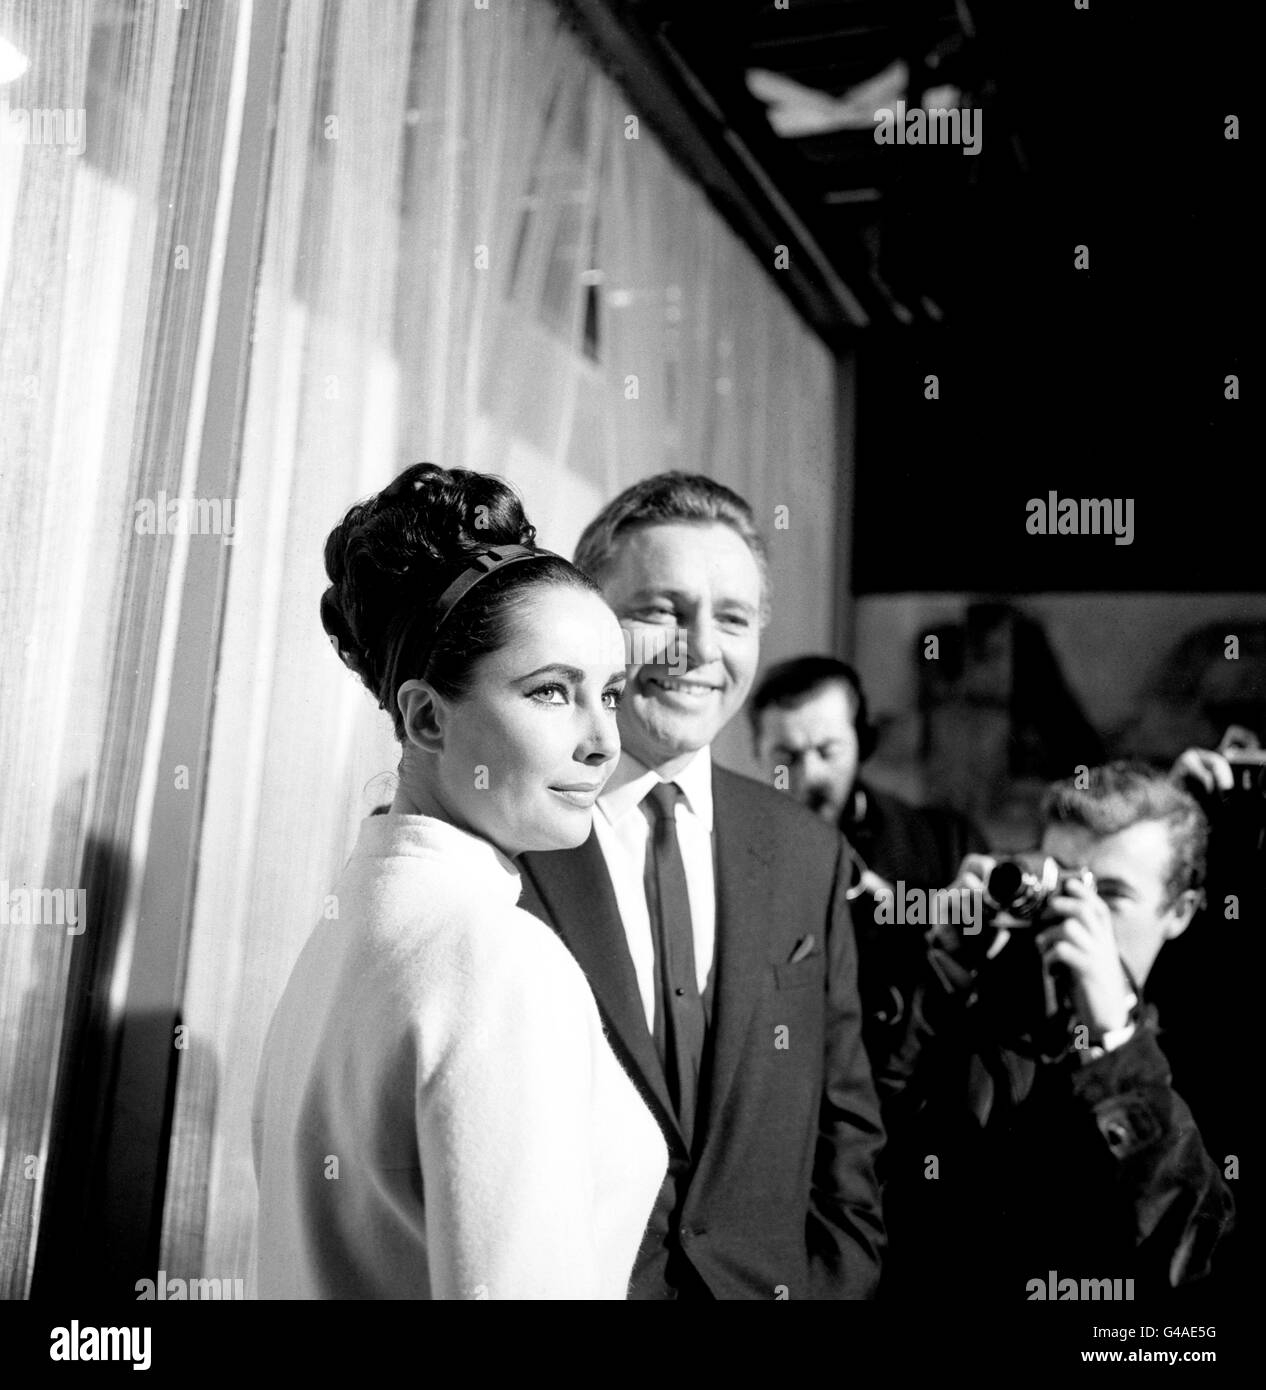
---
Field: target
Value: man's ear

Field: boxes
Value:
[1164,887,1202,941]
[397,678,447,754]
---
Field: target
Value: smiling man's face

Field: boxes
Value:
[598,521,763,778]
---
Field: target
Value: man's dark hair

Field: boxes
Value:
[1042,760,1208,909]
[573,471,769,618]
[747,655,876,761]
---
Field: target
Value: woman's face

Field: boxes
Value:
[426,585,626,857]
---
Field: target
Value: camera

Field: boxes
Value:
[1223,749,1266,801]
[983,854,1095,925]
[980,854,1096,1038]
[1196,733,1266,856]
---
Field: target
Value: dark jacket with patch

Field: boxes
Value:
[874,935,1235,1302]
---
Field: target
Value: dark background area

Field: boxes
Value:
[850,0,1254,591]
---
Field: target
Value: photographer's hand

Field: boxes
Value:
[930,854,1005,961]
[1037,876,1134,1038]
[1171,746,1233,797]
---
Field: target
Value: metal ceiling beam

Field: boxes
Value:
[555,0,870,342]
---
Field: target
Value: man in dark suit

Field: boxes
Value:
[749,656,983,895]
[518,473,885,1300]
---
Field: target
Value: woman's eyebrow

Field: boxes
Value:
[515,663,627,686]
[515,663,584,683]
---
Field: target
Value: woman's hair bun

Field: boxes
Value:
[320,584,364,676]
[320,462,538,706]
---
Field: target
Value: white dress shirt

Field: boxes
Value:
[591,748,716,1033]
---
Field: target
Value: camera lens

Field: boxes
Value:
[986,861,1025,910]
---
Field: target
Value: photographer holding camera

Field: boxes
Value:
[875,761,1235,1303]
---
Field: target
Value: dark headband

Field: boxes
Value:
[378,543,557,709]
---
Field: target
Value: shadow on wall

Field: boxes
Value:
[912,604,1104,850]
[27,819,222,1300]
[30,825,132,1297]
[1116,622,1266,764]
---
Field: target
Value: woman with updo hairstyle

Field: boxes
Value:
[253,463,665,1299]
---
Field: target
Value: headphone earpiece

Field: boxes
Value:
[840,664,877,763]
[856,710,878,763]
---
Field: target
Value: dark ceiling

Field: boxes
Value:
[654,0,998,332]
[566,0,1060,340]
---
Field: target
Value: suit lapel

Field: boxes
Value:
[519,831,683,1145]
[699,769,773,1154]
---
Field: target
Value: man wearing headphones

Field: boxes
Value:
[750,656,983,902]
[749,656,984,1054]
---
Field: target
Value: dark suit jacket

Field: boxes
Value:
[843,781,984,892]
[518,763,886,1300]
[843,782,987,1059]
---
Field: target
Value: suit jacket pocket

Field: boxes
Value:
[774,956,822,990]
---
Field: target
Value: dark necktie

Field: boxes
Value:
[641,781,707,1149]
